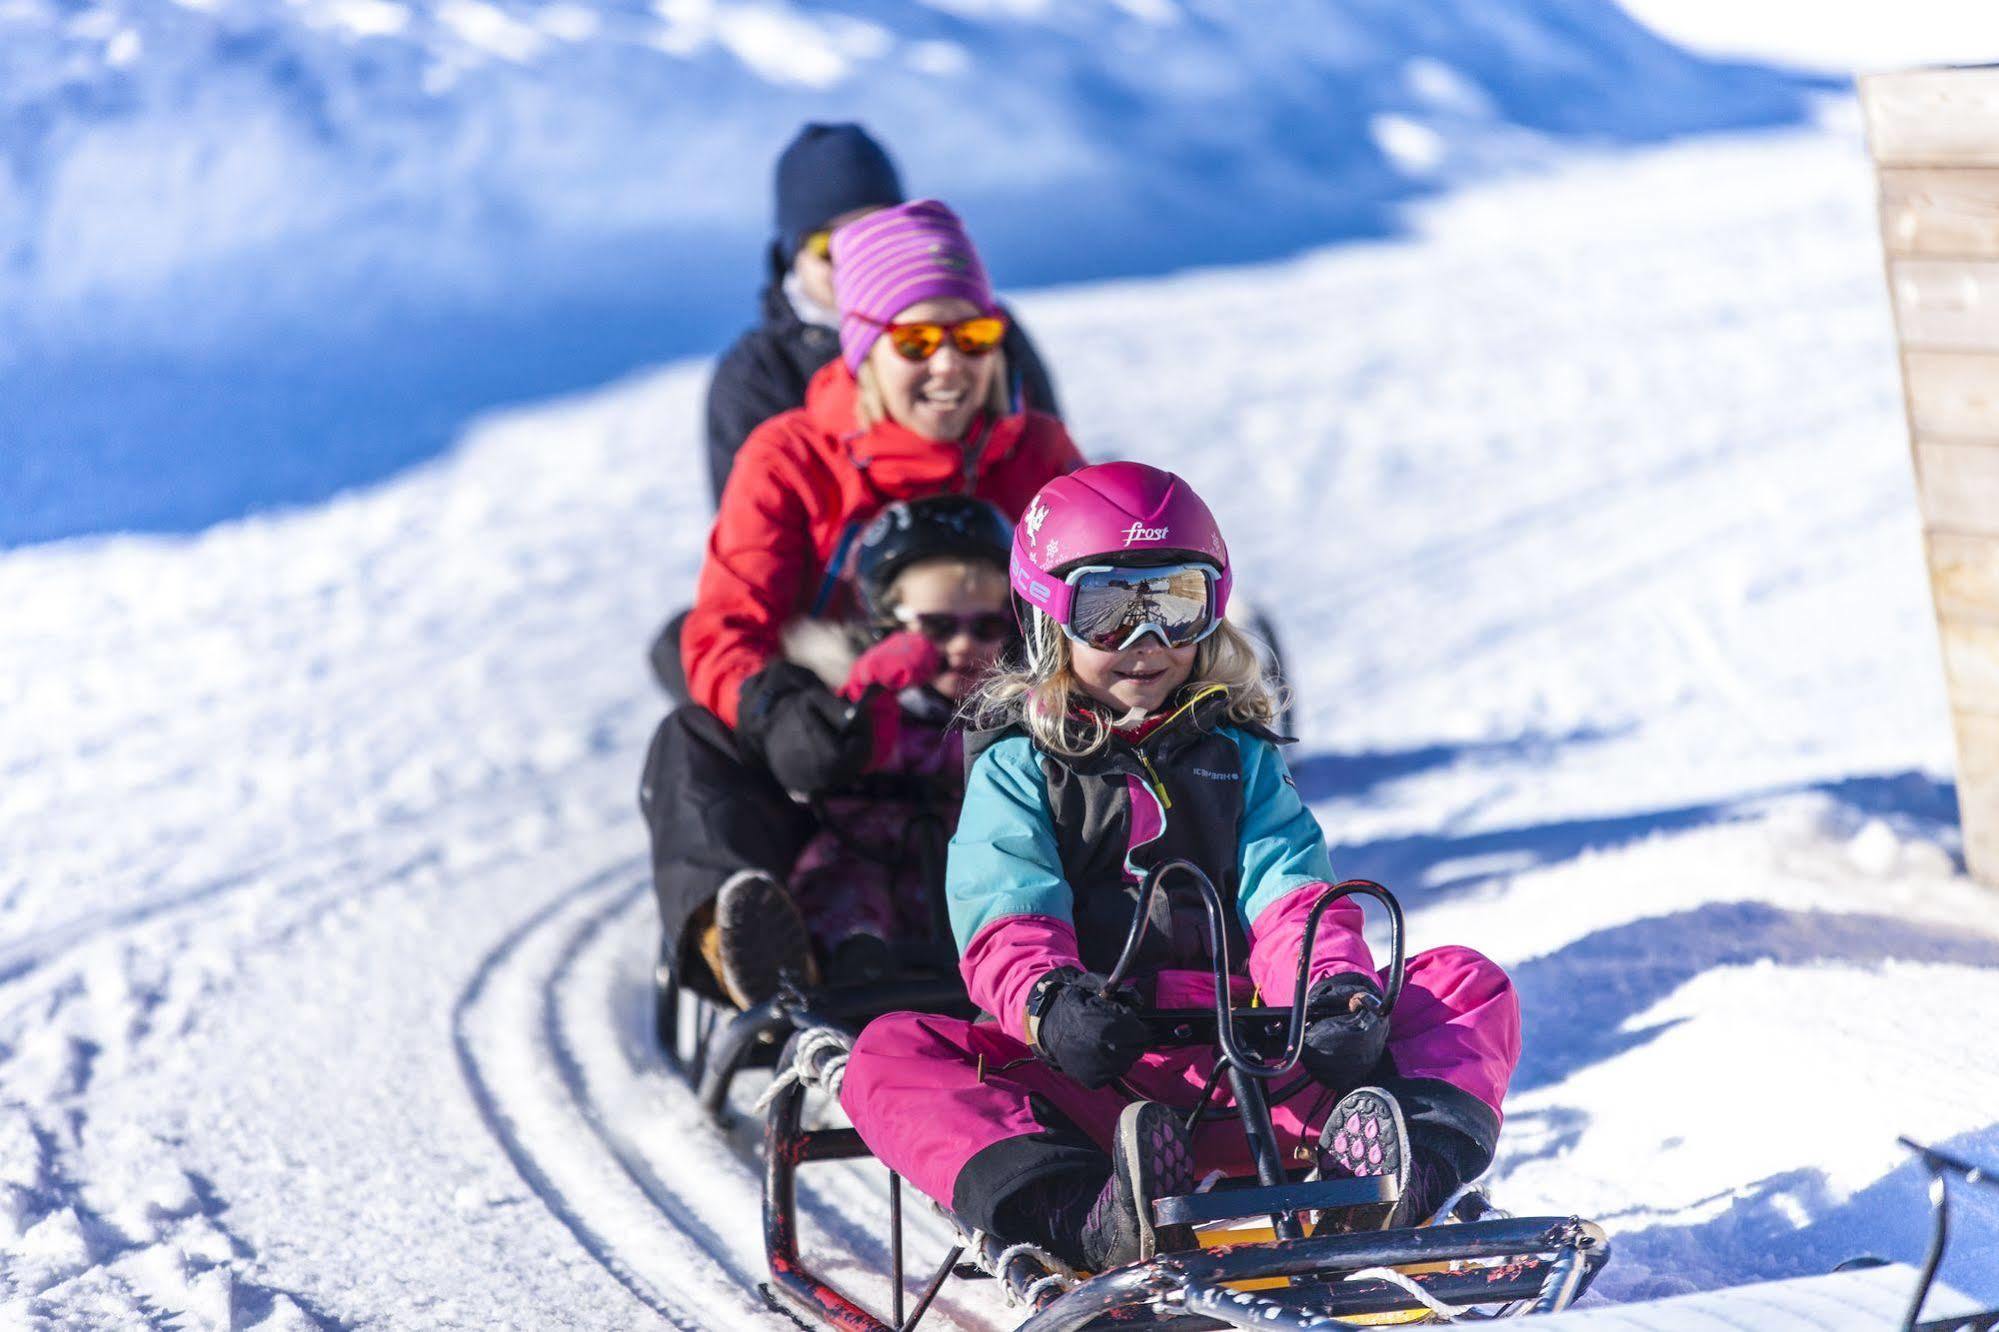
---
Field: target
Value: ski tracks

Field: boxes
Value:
[451,859,994,1331]
[450,859,779,1330]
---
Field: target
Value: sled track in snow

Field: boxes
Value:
[451,857,723,1329]
[453,853,984,1331]
[0,828,405,995]
[536,874,769,1305]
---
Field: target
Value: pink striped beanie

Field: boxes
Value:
[831,199,995,373]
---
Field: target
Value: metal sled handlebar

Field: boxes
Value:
[1103,860,1406,1079]
[1899,1136,1999,1332]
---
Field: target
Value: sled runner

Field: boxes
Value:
[757,861,1610,1329]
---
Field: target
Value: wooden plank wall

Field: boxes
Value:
[1863,68,1999,883]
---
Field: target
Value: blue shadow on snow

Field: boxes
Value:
[1323,769,1960,899]
[1595,1124,1999,1305]
[1288,725,1633,808]
[2,36,1836,549]
[1511,900,1999,1095]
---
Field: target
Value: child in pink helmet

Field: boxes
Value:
[838,461,1522,1270]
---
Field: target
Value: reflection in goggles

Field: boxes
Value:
[1066,565,1216,650]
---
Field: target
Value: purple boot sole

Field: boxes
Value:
[1314,1086,1408,1233]
[1081,1101,1197,1268]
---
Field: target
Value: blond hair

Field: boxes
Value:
[856,349,1012,433]
[967,615,1284,758]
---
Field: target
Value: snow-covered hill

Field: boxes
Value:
[4,111,1996,1326]
[0,0,1812,356]
[0,0,1822,547]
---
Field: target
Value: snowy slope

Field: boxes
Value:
[6,110,1999,1325]
[1616,1,1999,73]
[0,0,1811,356]
[0,0,1824,548]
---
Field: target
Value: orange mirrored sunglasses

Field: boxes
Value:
[859,313,1009,362]
[801,229,834,261]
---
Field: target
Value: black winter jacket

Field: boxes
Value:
[958,685,1296,977]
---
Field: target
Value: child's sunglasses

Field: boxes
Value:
[801,229,834,260]
[857,313,1008,363]
[889,606,1015,644]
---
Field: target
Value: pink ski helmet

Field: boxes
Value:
[1010,461,1232,630]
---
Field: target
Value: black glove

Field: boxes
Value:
[1298,973,1389,1089]
[737,661,873,795]
[1026,969,1151,1089]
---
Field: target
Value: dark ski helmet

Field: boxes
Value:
[853,495,1013,622]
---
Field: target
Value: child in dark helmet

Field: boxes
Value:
[775,497,1018,988]
[688,497,1021,1007]
[639,200,1081,1013]
[837,463,1521,1271]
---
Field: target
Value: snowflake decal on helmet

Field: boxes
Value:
[1044,537,1061,563]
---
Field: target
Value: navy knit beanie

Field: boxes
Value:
[773,123,905,261]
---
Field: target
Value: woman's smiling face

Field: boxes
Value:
[865,297,997,441]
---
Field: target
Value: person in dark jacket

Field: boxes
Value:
[641,201,1083,1009]
[652,123,1061,697]
[704,122,1061,506]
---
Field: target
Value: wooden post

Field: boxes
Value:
[1862,67,1999,884]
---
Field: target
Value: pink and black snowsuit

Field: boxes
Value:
[788,684,965,957]
[839,685,1521,1236]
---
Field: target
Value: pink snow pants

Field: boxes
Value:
[840,945,1520,1214]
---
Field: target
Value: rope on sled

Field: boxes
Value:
[752,1027,855,1113]
[971,1231,1081,1306]
[1429,1180,1508,1225]
[1343,1266,1464,1321]
[1336,1185,1509,1323]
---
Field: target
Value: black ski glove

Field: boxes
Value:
[1298,973,1389,1090]
[1026,969,1151,1090]
[736,661,873,795]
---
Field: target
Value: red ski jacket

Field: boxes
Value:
[683,360,1084,728]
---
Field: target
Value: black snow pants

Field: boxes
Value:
[638,704,816,1000]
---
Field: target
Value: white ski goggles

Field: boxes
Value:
[1050,561,1223,652]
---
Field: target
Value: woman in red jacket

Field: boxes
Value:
[642,200,1083,1009]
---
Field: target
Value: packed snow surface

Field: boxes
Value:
[5,111,1999,1325]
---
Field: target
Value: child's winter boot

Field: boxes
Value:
[826,932,894,987]
[701,869,819,1008]
[1079,1101,1197,1269]
[1312,1085,1464,1232]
